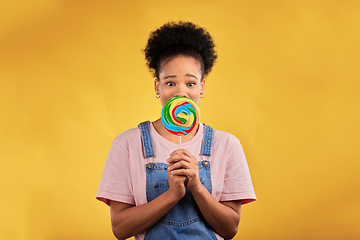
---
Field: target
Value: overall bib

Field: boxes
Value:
[138,121,217,240]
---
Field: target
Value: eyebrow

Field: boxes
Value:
[164,74,198,80]
[164,75,177,79]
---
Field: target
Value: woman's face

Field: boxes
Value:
[155,55,205,106]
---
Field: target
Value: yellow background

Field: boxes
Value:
[1,0,359,239]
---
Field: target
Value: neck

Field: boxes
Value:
[152,118,199,144]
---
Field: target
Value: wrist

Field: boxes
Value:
[165,188,184,203]
[189,180,206,195]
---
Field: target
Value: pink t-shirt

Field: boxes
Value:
[96,122,256,239]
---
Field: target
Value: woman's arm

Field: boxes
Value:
[167,149,242,239]
[109,171,187,240]
[191,186,241,239]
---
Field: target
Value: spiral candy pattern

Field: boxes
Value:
[161,96,200,136]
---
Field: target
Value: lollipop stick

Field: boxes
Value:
[179,135,182,149]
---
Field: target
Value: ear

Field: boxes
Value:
[200,79,206,94]
[154,79,159,94]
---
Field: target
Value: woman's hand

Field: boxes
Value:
[167,164,187,199]
[167,149,202,192]
[166,149,241,239]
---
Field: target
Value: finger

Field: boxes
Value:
[170,149,197,164]
[166,154,192,164]
[170,149,193,158]
[168,174,187,185]
[168,172,187,180]
[170,168,195,177]
[168,161,192,171]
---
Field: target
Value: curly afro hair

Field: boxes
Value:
[144,21,217,79]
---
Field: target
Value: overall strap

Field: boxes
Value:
[201,124,215,157]
[138,121,155,158]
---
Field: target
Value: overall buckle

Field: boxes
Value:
[146,157,155,168]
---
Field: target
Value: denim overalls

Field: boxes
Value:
[138,121,217,240]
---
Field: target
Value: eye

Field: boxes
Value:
[187,82,196,87]
[166,82,175,86]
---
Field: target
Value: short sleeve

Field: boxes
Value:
[96,136,135,206]
[220,135,256,204]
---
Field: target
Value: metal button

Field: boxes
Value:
[147,162,154,168]
[202,160,209,166]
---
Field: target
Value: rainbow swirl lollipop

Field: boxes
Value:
[161,96,200,136]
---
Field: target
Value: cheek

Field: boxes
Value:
[160,95,171,106]
[160,98,167,106]
[192,89,201,97]
[191,95,200,104]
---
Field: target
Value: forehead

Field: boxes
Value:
[159,56,202,77]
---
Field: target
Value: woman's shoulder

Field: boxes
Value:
[213,128,240,143]
[112,125,141,144]
[211,127,245,152]
[212,128,245,156]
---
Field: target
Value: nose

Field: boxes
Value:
[174,85,187,97]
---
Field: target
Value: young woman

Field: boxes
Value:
[96,21,256,240]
